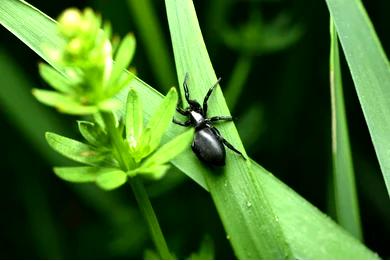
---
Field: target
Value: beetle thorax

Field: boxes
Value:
[189,111,205,127]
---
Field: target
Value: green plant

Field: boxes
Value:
[24,7,193,259]
[0,0,388,259]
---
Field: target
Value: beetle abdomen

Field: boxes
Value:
[192,128,226,166]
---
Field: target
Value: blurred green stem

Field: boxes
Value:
[126,0,175,90]
[129,177,172,259]
[101,112,172,259]
[225,54,253,110]
[329,20,362,240]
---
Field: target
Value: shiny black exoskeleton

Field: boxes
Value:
[173,73,245,166]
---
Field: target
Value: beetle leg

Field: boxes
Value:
[209,116,234,123]
[221,138,246,160]
[203,77,221,115]
[173,118,191,127]
[210,127,246,159]
[177,107,189,116]
[183,72,191,104]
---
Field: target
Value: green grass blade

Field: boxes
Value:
[126,0,175,89]
[330,20,362,240]
[165,0,291,258]
[325,0,390,196]
[0,0,379,258]
[224,55,253,110]
[0,0,64,64]
[253,161,374,259]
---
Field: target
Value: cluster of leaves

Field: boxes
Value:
[35,8,193,190]
[47,87,193,190]
[33,8,135,114]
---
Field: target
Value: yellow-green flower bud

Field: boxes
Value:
[67,38,83,55]
[58,8,82,38]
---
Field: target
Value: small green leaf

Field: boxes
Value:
[39,63,74,94]
[125,88,143,146]
[143,129,193,167]
[54,166,100,182]
[96,169,127,190]
[46,132,108,166]
[32,89,98,115]
[98,98,121,112]
[145,87,178,152]
[78,120,108,147]
[108,33,136,89]
[107,70,135,98]
[133,164,171,180]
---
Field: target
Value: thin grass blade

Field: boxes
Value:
[326,0,390,196]
[329,19,362,240]
[126,0,175,89]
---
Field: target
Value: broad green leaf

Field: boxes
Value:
[54,166,101,182]
[0,0,378,259]
[46,132,109,166]
[32,89,98,115]
[325,0,390,196]
[78,120,108,147]
[108,33,136,91]
[252,160,376,259]
[144,87,178,153]
[125,88,143,143]
[96,169,127,190]
[142,129,193,167]
[329,20,362,240]
[39,63,73,94]
[165,0,289,258]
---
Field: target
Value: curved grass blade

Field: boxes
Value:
[325,0,390,197]
[0,0,379,258]
[330,19,362,240]
[165,0,290,258]
[125,0,176,90]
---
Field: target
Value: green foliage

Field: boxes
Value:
[47,87,192,188]
[0,0,388,259]
[187,236,214,260]
[326,0,390,196]
[33,8,135,115]
[30,8,193,191]
[165,0,378,259]
[329,20,362,240]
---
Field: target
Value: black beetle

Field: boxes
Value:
[173,73,245,166]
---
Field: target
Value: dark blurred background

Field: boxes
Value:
[0,0,389,259]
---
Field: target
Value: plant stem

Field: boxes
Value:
[126,0,175,90]
[225,54,253,111]
[129,177,173,259]
[101,112,172,259]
